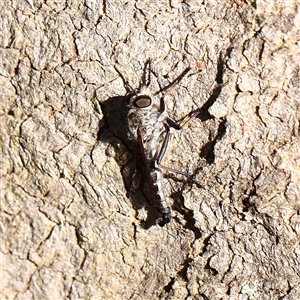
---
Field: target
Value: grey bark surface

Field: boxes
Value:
[1,0,299,299]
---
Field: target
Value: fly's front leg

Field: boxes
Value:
[166,108,201,130]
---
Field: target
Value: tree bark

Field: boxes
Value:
[1,0,299,299]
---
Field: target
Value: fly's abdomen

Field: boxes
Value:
[150,168,171,226]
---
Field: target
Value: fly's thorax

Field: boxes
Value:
[127,108,149,140]
[127,93,163,141]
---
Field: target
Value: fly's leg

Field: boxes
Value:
[166,108,201,130]
[154,67,191,97]
[155,118,201,227]
[155,127,201,187]
[162,108,203,186]
[115,59,153,99]
[159,165,202,188]
[155,114,202,187]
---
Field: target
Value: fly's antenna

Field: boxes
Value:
[137,58,152,91]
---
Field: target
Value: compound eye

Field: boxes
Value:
[133,96,151,108]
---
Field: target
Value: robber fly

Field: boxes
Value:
[117,61,200,227]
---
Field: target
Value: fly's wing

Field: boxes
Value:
[137,131,156,205]
[124,146,143,192]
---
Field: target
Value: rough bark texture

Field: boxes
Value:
[1,0,299,299]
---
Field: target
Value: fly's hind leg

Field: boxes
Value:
[154,122,201,227]
[155,116,202,187]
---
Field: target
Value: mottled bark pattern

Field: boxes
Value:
[1,0,299,299]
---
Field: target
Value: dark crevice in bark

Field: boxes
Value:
[177,257,193,281]
[200,118,227,164]
[172,191,202,239]
[162,276,175,293]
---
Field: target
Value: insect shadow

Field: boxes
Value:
[98,94,162,228]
